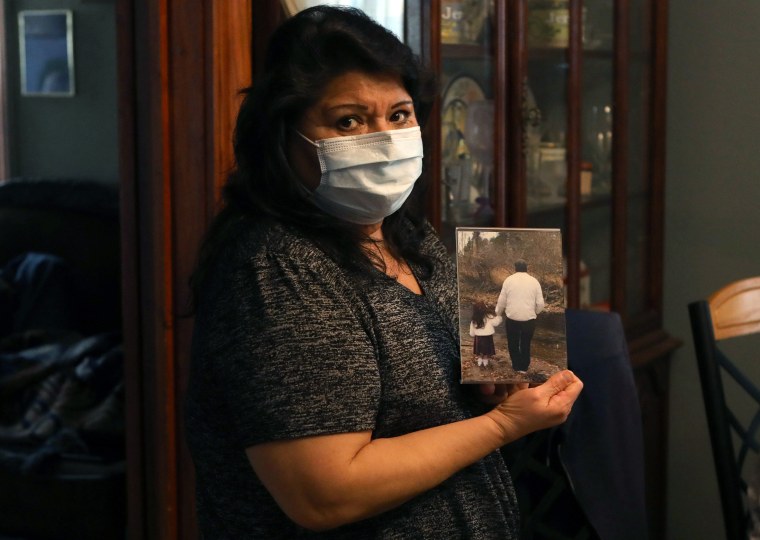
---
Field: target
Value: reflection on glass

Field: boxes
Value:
[528,0,570,48]
[588,103,613,193]
[439,0,494,229]
[464,99,494,223]
[583,0,613,50]
[442,96,472,222]
[280,0,405,39]
[526,64,568,210]
[581,205,612,309]
[527,0,588,49]
[441,0,489,45]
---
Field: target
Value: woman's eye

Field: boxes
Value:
[391,110,412,123]
[337,117,359,130]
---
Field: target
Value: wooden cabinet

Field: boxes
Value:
[423,0,669,335]
[417,1,678,536]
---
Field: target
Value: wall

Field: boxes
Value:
[5,0,117,183]
[664,1,760,539]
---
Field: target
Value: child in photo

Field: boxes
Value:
[469,301,502,368]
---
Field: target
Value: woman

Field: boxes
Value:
[186,6,583,538]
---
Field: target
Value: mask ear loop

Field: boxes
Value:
[294,130,318,147]
[289,129,321,198]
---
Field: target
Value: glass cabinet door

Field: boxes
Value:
[516,0,657,319]
[578,0,615,311]
[423,2,671,535]
[524,0,614,310]
[438,0,498,250]
[626,0,656,323]
[429,0,662,327]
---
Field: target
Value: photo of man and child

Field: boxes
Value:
[456,228,567,384]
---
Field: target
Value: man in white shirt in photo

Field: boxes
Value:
[495,259,545,373]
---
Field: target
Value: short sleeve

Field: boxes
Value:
[197,236,381,447]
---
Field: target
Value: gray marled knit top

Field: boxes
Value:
[185,218,520,539]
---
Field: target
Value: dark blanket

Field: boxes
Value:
[0,253,123,474]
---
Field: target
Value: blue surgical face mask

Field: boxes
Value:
[296,126,424,225]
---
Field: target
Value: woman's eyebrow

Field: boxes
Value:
[326,103,368,111]
[326,100,414,112]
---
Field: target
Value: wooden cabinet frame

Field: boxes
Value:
[118,1,252,538]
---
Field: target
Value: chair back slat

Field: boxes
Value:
[736,410,760,475]
[719,349,760,404]
[709,276,760,340]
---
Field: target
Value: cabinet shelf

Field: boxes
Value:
[527,192,613,216]
[441,43,491,59]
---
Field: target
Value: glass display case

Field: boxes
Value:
[425,2,675,536]
[428,0,672,351]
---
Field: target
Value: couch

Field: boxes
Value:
[0,178,125,539]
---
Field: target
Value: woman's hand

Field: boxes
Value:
[484,370,583,443]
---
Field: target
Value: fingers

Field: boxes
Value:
[479,383,496,396]
[478,372,582,412]
[479,383,510,405]
[539,370,583,423]
[506,382,529,394]
[536,370,582,400]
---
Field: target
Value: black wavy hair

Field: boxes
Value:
[471,301,489,329]
[190,5,438,305]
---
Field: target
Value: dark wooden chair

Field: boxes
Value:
[689,277,760,540]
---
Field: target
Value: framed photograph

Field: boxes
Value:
[18,10,75,97]
[456,227,567,384]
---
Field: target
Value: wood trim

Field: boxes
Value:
[632,351,672,540]
[117,0,144,537]
[210,1,252,209]
[170,3,214,538]
[507,0,526,225]
[0,1,8,178]
[611,0,631,316]
[122,1,254,538]
[426,0,442,229]
[132,0,179,537]
[565,0,583,308]
[493,0,508,227]
[628,328,682,368]
[648,0,669,318]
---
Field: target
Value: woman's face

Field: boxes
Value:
[289,70,418,190]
